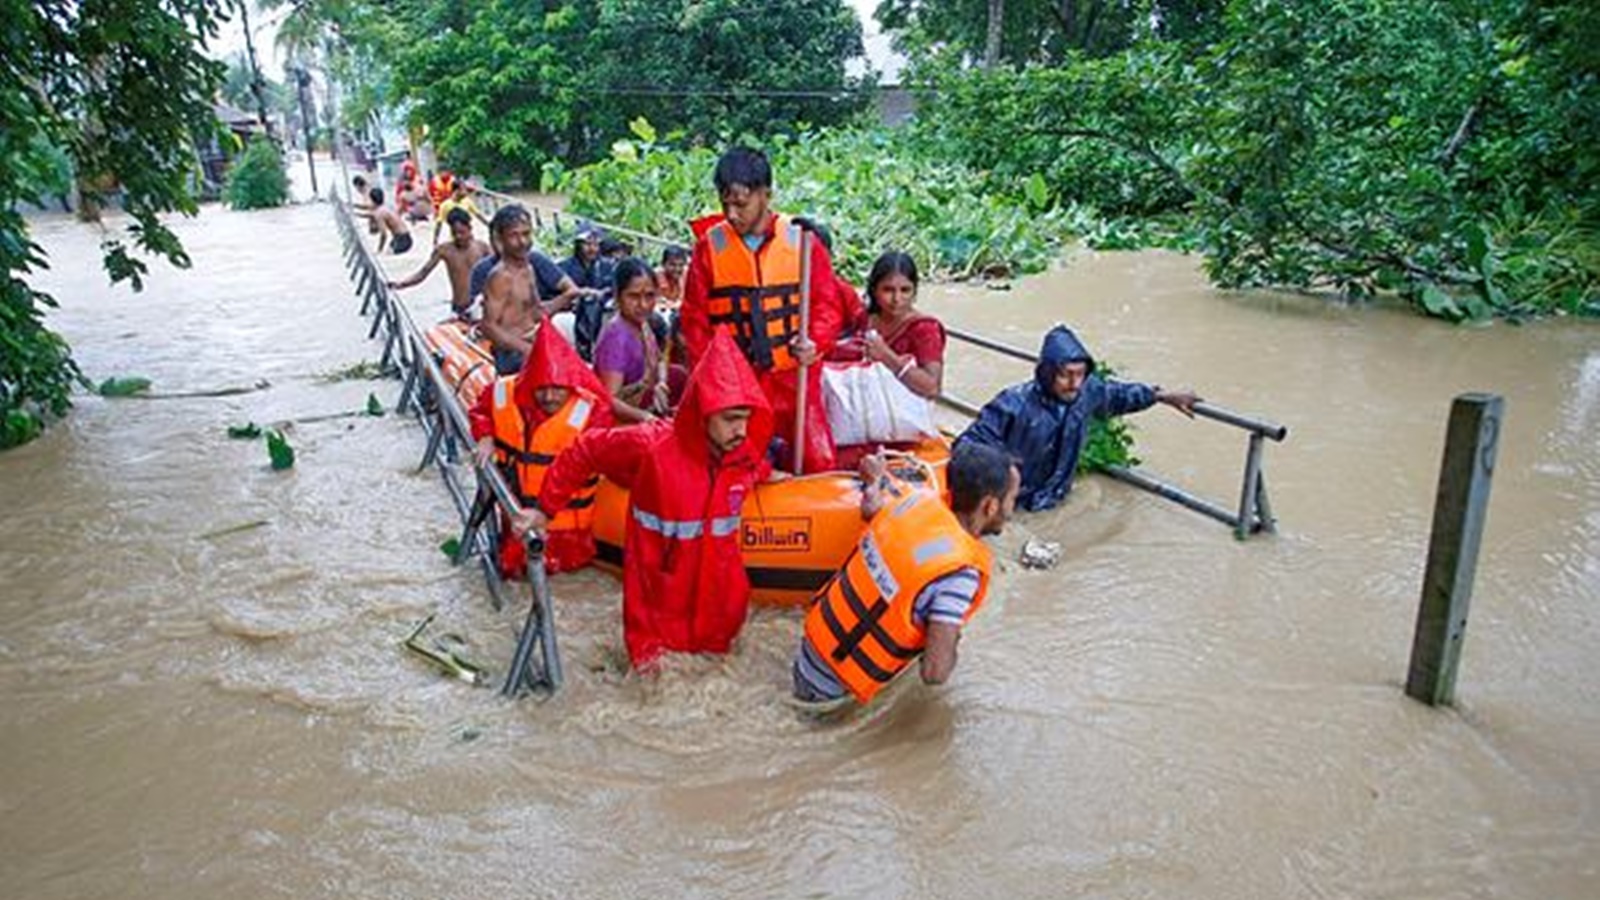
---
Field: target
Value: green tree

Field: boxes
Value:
[876,0,1224,68]
[349,0,866,181]
[2,0,228,449]
[909,0,1599,319]
[225,135,291,208]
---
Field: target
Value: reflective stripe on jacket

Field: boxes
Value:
[803,480,992,703]
[705,215,803,372]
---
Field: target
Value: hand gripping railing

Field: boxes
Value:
[939,325,1287,539]
[333,198,562,696]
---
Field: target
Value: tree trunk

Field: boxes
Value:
[984,0,1005,68]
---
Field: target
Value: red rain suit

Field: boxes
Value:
[537,330,774,668]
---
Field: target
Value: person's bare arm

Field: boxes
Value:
[388,247,443,290]
[863,332,942,399]
[543,275,583,315]
[857,452,889,520]
[480,269,533,357]
[920,621,961,685]
[600,369,656,424]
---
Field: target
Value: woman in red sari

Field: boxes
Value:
[829,251,945,469]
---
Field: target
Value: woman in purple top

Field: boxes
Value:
[593,257,681,423]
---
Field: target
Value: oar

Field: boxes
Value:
[792,228,813,475]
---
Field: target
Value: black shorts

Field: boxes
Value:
[391,232,414,255]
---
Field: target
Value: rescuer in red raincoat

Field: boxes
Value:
[469,324,614,576]
[517,330,774,668]
[680,146,842,474]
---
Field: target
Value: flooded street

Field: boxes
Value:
[2,195,1597,898]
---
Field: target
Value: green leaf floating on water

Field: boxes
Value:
[97,376,152,397]
[366,392,385,417]
[440,537,461,559]
[266,429,295,470]
[227,422,262,439]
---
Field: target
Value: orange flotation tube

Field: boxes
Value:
[424,319,496,411]
[424,322,950,606]
[590,442,950,607]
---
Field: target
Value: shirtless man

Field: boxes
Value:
[481,204,545,374]
[386,208,491,318]
[357,187,414,254]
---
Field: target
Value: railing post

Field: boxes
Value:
[1236,432,1264,540]
[1405,393,1503,707]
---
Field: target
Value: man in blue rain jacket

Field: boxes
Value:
[955,325,1200,512]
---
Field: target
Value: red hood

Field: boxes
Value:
[689,213,726,241]
[674,329,772,465]
[514,323,611,412]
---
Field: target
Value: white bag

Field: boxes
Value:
[822,361,935,445]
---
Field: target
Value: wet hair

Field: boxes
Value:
[490,203,532,238]
[611,256,656,298]
[714,146,772,194]
[660,244,688,264]
[948,442,1015,515]
[866,251,920,315]
[353,175,368,189]
[368,186,384,205]
[445,208,472,229]
[792,216,833,252]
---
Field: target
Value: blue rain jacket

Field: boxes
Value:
[955,326,1156,512]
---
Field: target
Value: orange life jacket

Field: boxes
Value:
[802,479,992,703]
[489,377,600,531]
[705,215,803,372]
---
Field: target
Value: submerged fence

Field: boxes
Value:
[333,198,561,698]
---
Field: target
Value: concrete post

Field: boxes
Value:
[1405,393,1503,707]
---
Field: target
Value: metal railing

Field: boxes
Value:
[470,186,686,258]
[940,325,1285,540]
[333,197,562,697]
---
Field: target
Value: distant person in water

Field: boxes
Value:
[357,187,413,254]
[432,179,489,245]
[387,208,491,318]
[955,325,1200,512]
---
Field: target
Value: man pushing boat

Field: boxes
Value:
[791,442,1019,708]
[514,330,775,670]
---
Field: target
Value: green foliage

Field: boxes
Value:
[1082,415,1138,473]
[876,0,1225,68]
[909,0,1600,321]
[266,429,296,470]
[225,137,290,210]
[95,376,153,397]
[559,126,1095,282]
[2,0,227,450]
[339,0,867,181]
[1081,362,1139,472]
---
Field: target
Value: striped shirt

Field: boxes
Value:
[792,567,981,703]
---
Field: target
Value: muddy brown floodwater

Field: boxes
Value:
[2,195,1597,899]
